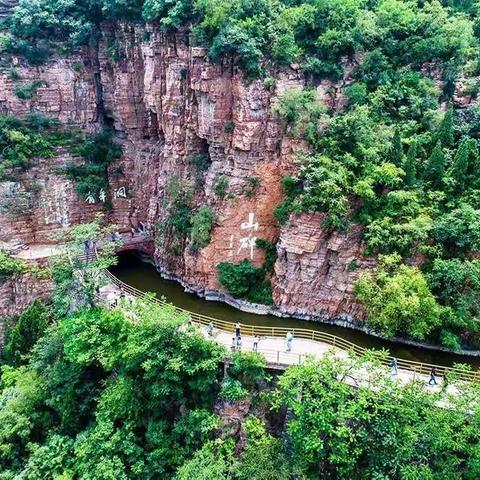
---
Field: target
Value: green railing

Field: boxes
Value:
[103,269,480,382]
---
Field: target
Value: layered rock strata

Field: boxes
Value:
[0,24,370,325]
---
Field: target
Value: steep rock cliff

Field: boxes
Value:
[0,23,370,324]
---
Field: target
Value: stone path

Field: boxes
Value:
[202,326,446,393]
[12,244,66,260]
[98,283,448,393]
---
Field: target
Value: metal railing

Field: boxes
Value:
[102,269,480,382]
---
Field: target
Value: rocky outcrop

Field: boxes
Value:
[274,212,376,322]
[0,23,374,327]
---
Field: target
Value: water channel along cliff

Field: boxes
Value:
[1,17,479,357]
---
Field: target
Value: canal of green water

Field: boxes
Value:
[111,252,480,368]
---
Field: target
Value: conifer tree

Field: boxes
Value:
[391,128,403,166]
[451,137,470,190]
[404,141,417,188]
[425,141,446,189]
[435,105,454,148]
[470,141,480,188]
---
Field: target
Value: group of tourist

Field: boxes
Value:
[227,323,295,354]
[390,357,439,385]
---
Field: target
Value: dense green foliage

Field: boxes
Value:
[0,115,122,204]
[0,301,226,479]
[190,206,215,250]
[0,115,67,180]
[3,0,479,80]
[217,239,277,305]
[2,302,480,479]
[355,255,443,340]
[273,353,480,479]
[0,250,28,276]
[156,177,194,255]
[50,216,120,316]
[1,301,54,366]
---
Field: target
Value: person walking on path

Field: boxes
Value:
[286,331,293,352]
[236,335,242,351]
[429,367,438,385]
[231,336,236,351]
[390,357,398,376]
[253,335,259,352]
[207,322,214,336]
[235,322,241,339]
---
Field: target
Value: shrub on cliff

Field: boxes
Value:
[0,114,67,179]
[217,259,273,305]
[191,206,215,249]
[0,250,27,276]
[63,129,122,203]
[217,259,263,298]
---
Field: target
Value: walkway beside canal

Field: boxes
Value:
[99,271,480,390]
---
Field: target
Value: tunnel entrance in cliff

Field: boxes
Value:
[114,250,153,270]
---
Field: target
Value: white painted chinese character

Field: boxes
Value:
[238,235,256,259]
[99,189,106,203]
[86,193,96,204]
[240,212,259,231]
[114,186,127,199]
[228,234,234,256]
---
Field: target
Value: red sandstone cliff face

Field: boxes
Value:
[274,213,376,321]
[0,273,53,319]
[0,23,371,324]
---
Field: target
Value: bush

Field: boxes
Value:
[247,280,273,305]
[273,88,323,137]
[224,122,235,133]
[64,129,122,201]
[244,177,260,197]
[354,255,442,340]
[255,239,277,273]
[213,176,229,198]
[0,114,66,179]
[13,80,48,100]
[274,176,302,225]
[217,260,263,298]
[8,67,20,81]
[1,301,53,366]
[220,377,249,401]
[0,250,27,276]
[217,259,274,305]
[229,352,267,389]
[191,207,215,249]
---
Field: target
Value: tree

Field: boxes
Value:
[403,141,417,188]
[275,354,480,479]
[174,441,235,480]
[433,204,480,257]
[237,416,290,480]
[435,105,454,148]
[1,301,53,366]
[49,216,121,316]
[354,255,442,340]
[217,260,263,298]
[191,207,215,250]
[424,141,446,189]
[450,136,470,190]
[390,128,403,166]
